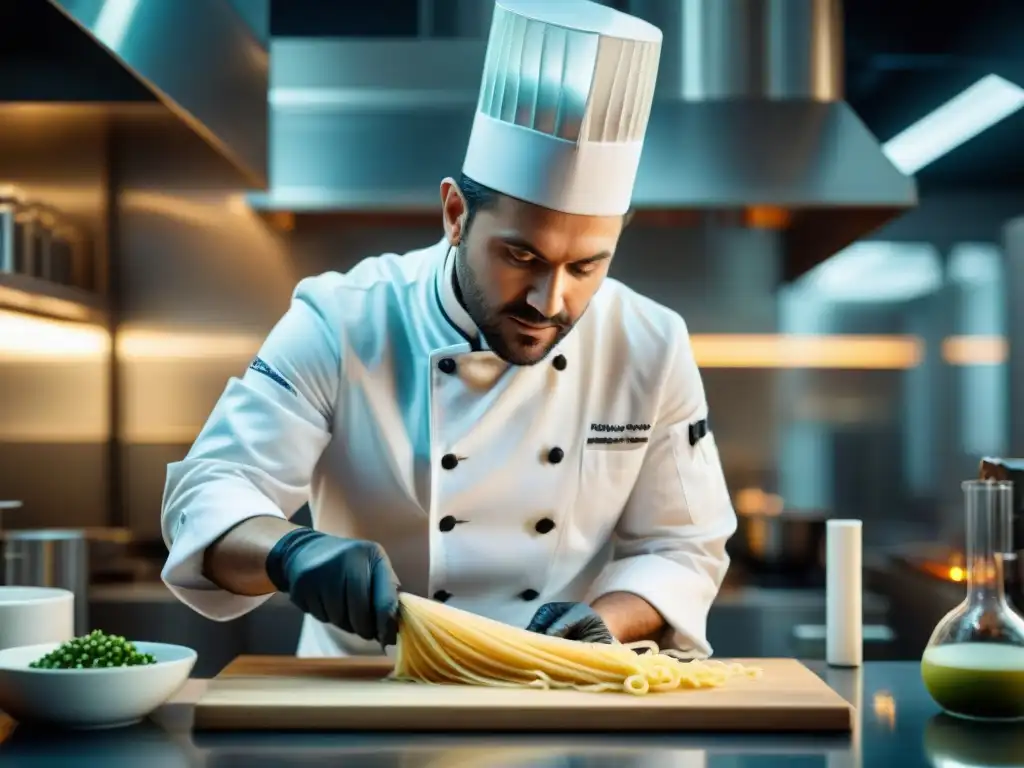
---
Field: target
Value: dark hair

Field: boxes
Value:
[458,172,501,234]
[457,172,636,231]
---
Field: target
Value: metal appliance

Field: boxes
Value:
[1,0,269,188]
[0,188,19,275]
[729,487,828,576]
[0,186,92,289]
[3,529,90,636]
[48,217,76,287]
[978,457,1024,614]
[251,0,917,280]
[25,204,53,281]
[0,189,41,279]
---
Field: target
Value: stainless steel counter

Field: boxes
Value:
[3,661,1013,767]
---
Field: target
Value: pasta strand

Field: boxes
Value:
[391,594,761,695]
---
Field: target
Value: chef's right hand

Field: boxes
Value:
[265,527,401,647]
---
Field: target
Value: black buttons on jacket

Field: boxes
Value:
[433,590,452,602]
[547,447,564,464]
[439,515,457,532]
[535,518,555,534]
[441,453,459,470]
[552,354,567,371]
[438,357,456,374]
[520,588,540,601]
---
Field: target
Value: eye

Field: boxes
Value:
[505,248,534,265]
[570,261,599,277]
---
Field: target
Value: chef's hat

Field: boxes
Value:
[462,0,662,217]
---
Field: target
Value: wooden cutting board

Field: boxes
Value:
[192,656,853,733]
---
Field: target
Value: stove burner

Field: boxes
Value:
[901,552,1024,614]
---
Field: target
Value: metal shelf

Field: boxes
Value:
[0,271,108,325]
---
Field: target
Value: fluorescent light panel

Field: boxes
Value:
[883,73,1024,175]
[796,242,943,303]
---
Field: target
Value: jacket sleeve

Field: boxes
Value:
[585,315,737,658]
[160,276,342,622]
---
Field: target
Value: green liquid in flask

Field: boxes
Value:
[921,643,1024,721]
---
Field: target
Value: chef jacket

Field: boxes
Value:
[160,237,737,658]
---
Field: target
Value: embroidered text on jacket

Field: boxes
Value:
[587,422,651,445]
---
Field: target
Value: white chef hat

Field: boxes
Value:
[462,0,662,217]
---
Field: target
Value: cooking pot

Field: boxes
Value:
[728,489,828,572]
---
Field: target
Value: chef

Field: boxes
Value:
[160,0,737,659]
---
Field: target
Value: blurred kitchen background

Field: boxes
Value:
[2,0,1024,675]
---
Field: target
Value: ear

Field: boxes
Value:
[439,176,468,247]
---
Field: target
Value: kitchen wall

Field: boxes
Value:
[111,109,293,541]
[0,104,112,529]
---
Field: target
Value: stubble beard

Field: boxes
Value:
[453,242,570,366]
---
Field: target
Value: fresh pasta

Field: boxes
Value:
[391,593,761,695]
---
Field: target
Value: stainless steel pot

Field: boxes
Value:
[729,489,828,572]
[0,189,18,275]
[31,205,55,281]
[48,219,75,286]
[3,529,89,635]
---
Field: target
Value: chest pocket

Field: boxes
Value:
[563,445,647,559]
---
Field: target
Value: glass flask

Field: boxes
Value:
[921,480,1024,721]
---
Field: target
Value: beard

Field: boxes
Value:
[453,242,574,366]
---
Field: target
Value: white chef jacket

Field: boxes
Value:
[160,238,737,658]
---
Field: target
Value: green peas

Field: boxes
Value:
[28,629,158,670]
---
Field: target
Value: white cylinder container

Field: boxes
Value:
[826,519,863,667]
[0,587,74,650]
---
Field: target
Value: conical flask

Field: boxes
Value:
[921,480,1024,721]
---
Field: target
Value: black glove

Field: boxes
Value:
[525,602,614,644]
[265,527,400,648]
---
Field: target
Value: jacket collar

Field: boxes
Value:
[433,239,488,351]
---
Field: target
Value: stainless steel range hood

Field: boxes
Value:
[629,0,918,280]
[250,0,916,279]
[2,0,269,188]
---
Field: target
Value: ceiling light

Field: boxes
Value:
[795,242,942,303]
[882,74,1024,175]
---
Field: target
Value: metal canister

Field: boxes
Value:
[14,205,38,277]
[3,529,89,636]
[72,231,95,291]
[48,219,75,286]
[32,205,56,281]
[0,188,20,274]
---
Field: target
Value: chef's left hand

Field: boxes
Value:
[525,602,614,643]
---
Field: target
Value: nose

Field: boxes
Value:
[527,268,566,321]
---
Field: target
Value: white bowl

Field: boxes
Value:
[0,587,74,650]
[0,641,197,730]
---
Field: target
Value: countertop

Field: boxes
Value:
[2,661,1020,767]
